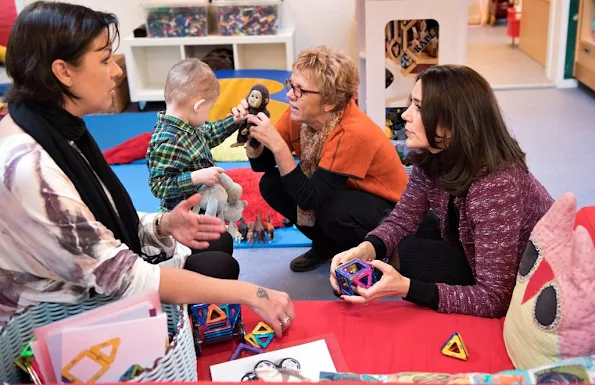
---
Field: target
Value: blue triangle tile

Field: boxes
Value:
[228,304,241,328]
[190,303,209,325]
[255,333,274,348]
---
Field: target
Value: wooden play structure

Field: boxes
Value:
[355,0,469,129]
[385,19,439,78]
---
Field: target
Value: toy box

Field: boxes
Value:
[212,0,281,36]
[142,0,209,37]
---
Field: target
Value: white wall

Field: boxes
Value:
[14,0,358,59]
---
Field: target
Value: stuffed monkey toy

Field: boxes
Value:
[231,84,270,149]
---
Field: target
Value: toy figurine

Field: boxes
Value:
[239,217,248,240]
[264,214,275,241]
[231,84,270,149]
[335,258,381,296]
[247,222,255,245]
[255,214,266,243]
[228,221,242,243]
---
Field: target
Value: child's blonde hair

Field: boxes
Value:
[164,58,219,105]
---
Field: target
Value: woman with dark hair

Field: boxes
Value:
[0,1,295,335]
[330,65,554,318]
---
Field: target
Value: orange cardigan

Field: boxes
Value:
[275,100,408,203]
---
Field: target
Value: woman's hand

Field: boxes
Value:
[247,286,296,337]
[340,260,411,304]
[231,99,250,124]
[329,241,376,293]
[246,113,287,154]
[162,193,226,250]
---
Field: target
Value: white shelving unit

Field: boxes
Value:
[120,27,295,103]
[355,0,470,129]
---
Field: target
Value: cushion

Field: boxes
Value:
[254,355,595,383]
[575,206,595,245]
[0,0,16,47]
[503,192,595,369]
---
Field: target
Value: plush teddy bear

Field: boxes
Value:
[192,173,247,229]
[503,192,595,370]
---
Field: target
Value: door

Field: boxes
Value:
[519,0,551,66]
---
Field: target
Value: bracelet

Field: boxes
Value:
[155,214,164,237]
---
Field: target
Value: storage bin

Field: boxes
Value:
[143,0,209,37]
[0,296,197,384]
[212,0,281,36]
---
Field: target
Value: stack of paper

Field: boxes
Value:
[29,292,168,384]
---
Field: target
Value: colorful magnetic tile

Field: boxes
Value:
[206,304,228,324]
[254,333,274,348]
[244,332,260,348]
[252,321,274,335]
[230,343,264,361]
[441,332,468,361]
[190,303,209,325]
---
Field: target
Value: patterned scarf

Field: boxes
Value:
[297,109,344,227]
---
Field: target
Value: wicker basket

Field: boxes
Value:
[0,296,197,384]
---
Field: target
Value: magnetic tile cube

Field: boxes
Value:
[335,258,378,296]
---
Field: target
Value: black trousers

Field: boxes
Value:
[260,168,395,261]
[186,231,239,280]
[394,211,475,286]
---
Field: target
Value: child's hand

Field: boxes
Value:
[191,167,224,186]
[231,99,250,124]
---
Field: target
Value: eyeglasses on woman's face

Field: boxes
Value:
[285,79,320,99]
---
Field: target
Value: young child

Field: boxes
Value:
[147,58,247,214]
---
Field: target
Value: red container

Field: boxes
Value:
[507,7,521,39]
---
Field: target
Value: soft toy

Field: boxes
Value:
[503,192,595,370]
[253,355,595,383]
[231,84,270,149]
[192,173,247,227]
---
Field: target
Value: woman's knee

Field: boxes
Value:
[219,231,234,256]
[259,169,282,204]
[184,252,240,280]
[315,201,348,229]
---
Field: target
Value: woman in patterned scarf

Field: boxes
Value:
[240,46,409,273]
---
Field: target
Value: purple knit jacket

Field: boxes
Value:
[368,164,554,318]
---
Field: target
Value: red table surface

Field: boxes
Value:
[196,300,514,379]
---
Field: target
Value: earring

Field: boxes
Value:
[68,80,73,87]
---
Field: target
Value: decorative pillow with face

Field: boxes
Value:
[503,192,595,369]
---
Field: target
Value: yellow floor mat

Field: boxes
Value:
[208,78,289,162]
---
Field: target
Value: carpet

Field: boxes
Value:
[225,168,284,228]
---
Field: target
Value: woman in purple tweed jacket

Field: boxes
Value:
[329,65,554,318]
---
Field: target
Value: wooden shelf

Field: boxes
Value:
[120,28,295,102]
